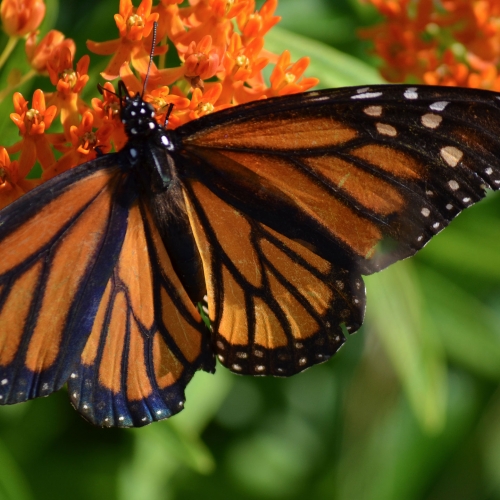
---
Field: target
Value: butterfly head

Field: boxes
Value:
[120,93,159,139]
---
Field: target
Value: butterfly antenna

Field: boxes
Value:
[142,21,157,97]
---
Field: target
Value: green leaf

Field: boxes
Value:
[0,436,33,500]
[365,261,447,433]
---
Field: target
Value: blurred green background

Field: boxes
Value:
[1,0,500,499]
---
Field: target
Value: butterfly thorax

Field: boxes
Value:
[121,93,176,192]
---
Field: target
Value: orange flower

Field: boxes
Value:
[45,46,90,131]
[237,0,280,40]
[178,83,231,124]
[0,147,38,209]
[1,0,45,37]
[9,90,57,177]
[42,112,113,180]
[266,50,318,97]
[218,33,268,104]
[87,0,164,80]
[25,30,75,74]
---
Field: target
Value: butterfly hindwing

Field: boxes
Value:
[182,178,365,375]
[68,201,214,427]
[0,156,127,404]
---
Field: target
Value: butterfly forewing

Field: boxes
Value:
[0,157,125,403]
[178,84,500,274]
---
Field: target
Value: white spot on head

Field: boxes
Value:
[441,146,463,167]
[422,113,442,129]
[299,357,307,366]
[131,128,137,135]
[232,364,242,371]
[148,122,155,129]
[364,105,382,117]
[449,180,460,190]
[421,208,430,217]
[0,379,7,385]
[433,222,440,229]
[130,111,136,116]
[140,107,146,114]
[404,87,418,99]
[446,204,453,210]
[486,167,493,175]
[351,92,383,100]
[376,123,397,136]
[130,148,138,158]
[255,365,265,372]
[430,101,449,111]
[132,101,139,106]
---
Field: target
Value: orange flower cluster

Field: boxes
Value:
[362,0,500,89]
[0,0,319,209]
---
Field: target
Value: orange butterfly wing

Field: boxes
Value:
[68,202,213,427]
[172,84,500,375]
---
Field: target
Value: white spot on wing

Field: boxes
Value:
[404,87,418,99]
[421,208,430,217]
[441,146,463,167]
[421,113,442,129]
[351,92,383,100]
[0,379,7,385]
[376,123,397,136]
[486,167,493,175]
[357,87,370,93]
[364,105,382,117]
[449,180,460,190]
[430,101,449,111]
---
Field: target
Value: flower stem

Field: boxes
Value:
[0,37,19,72]
[0,68,37,103]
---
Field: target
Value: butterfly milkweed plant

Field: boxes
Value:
[0,0,318,208]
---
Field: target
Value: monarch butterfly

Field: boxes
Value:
[0,81,499,427]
